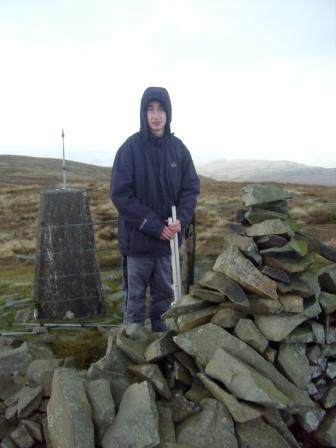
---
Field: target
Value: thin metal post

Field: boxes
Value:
[62,128,67,189]
[170,206,182,301]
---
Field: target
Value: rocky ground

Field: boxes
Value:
[1,184,336,447]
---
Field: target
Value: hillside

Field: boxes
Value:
[0,155,112,186]
[197,159,336,186]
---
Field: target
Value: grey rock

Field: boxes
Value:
[10,423,35,448]
[326,327,336,344]
[128,363,172,399]
[264,254,313,274]
[26,359,61,396]
[170,393,200,424]
[205,348,290,409]
[327,361,336,379]
[0,436,17,448]
[163,295,207,318]
[262,266,290,284]
[306,345,323,364]
[255,234,288,249]
[236,417,291,448]
[278,294,304,313]
[86,379,115,443]
[254,313,309,342]
[322,383,336,409]
[189,285,226,303]
[157,401,176,445]
[197,373,263,422]
[0,373,22,401]
[211,308,245,328]
[184,380,212,404]
[277,344,310,389]
[296,405,326,432]
[47,368,95,448]
[260,238,308,258]
[223,232,262,265]
[0,415,10,440]
[174,351,199,377]
[220,296,283,314]
[17,385,42,418]
[116,327,148,363]
[214,246,278,300]
[264,347,277,363]
[242,185,292,207]
[284,326,314,344]
[173,323,313,410]
[246,219,294,238]
[311,321,325,344]
[234,318,268,353]
[144,332,178,362]
[319,291,336,313]
[245,208,288,225]
[102,381,159,448]
[176,398,238,448]
[263,408,301,448]
[14,310,32,323]
[173,361,192,386]
[21,419,43,443]
[0,343,33,376]
[318,264,336,293]
[198,270,249,305]
[87,364,132,407]
[176,306,219,332]
[315,408,336,447]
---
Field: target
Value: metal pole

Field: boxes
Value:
[62,128,66,189]
[169,217,179,301]
[170,206,182,301]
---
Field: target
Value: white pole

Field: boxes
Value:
[169,217,179,302]
[171,206,182,301]
[62,129,66,189]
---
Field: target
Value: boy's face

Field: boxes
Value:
[146,100,167,137]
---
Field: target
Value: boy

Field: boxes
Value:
[111,86,199,331]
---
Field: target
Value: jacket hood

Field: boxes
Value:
[140,87,172,138]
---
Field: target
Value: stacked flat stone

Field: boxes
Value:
[1,184,336,447]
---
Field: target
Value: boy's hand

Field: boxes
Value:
[160,219,181,240]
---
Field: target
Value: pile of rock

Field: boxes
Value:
[1,184,336,447]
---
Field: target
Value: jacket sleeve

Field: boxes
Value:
[176,144,200,226]
[110,142,165,239]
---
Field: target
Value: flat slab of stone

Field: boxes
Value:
[47,368,95,448]
[189,285,226,303]
[254,313,310,342]
[85,379,115,443]
[296,405,326,432]
[263,409,301,448]
[223,232,262,265]
[277,344,310,389]
[173,323,313,410]
[26,359,62,396]
[220,296,283,314]
[198,270,249,305]
[175,398,238,448]
[234,318,268,353]
[264,254,314,274]
[319,291,336,314]
[242,185,292,207]
[247,219,294,238]
[261,238,308,258]
[205,348,290,409]
[102,381,159,448]
[236,417,292,448]
[163,295,207,318]
[197,373,264,423]
[245,208,288,225]
[17,385,43,418]
[315,408,336,447]
[318,265,336,293]
[213,246,278,300]
[211,308,245,328]
[128,363,172,399]
[255,234,288,249]
[144,332,179,362]
[176,306,219,332]
[157,401,176,445]
[0,343,33,376]
[278,295,304,313]
[262,266,290,284]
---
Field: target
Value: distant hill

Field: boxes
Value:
[197,159,336,186]
[0,155,214,186]
[0,155,112,186]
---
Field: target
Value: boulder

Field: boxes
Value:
[236,417,292,448]
[276,344,310,389]
[242,185,291,207]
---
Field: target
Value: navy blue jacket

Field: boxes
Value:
[110,87,200,257]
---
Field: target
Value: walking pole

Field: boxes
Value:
[170,206,182,302]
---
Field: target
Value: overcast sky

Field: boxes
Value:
[0,0,335,168]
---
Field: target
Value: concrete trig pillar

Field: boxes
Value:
[34,188,105,319]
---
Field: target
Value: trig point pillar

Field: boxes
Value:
[34,188,105,319]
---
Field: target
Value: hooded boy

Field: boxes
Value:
[110,86,200,331]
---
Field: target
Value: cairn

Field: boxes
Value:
[1,184,336,447]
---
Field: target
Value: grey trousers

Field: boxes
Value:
[122,255,172,331]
